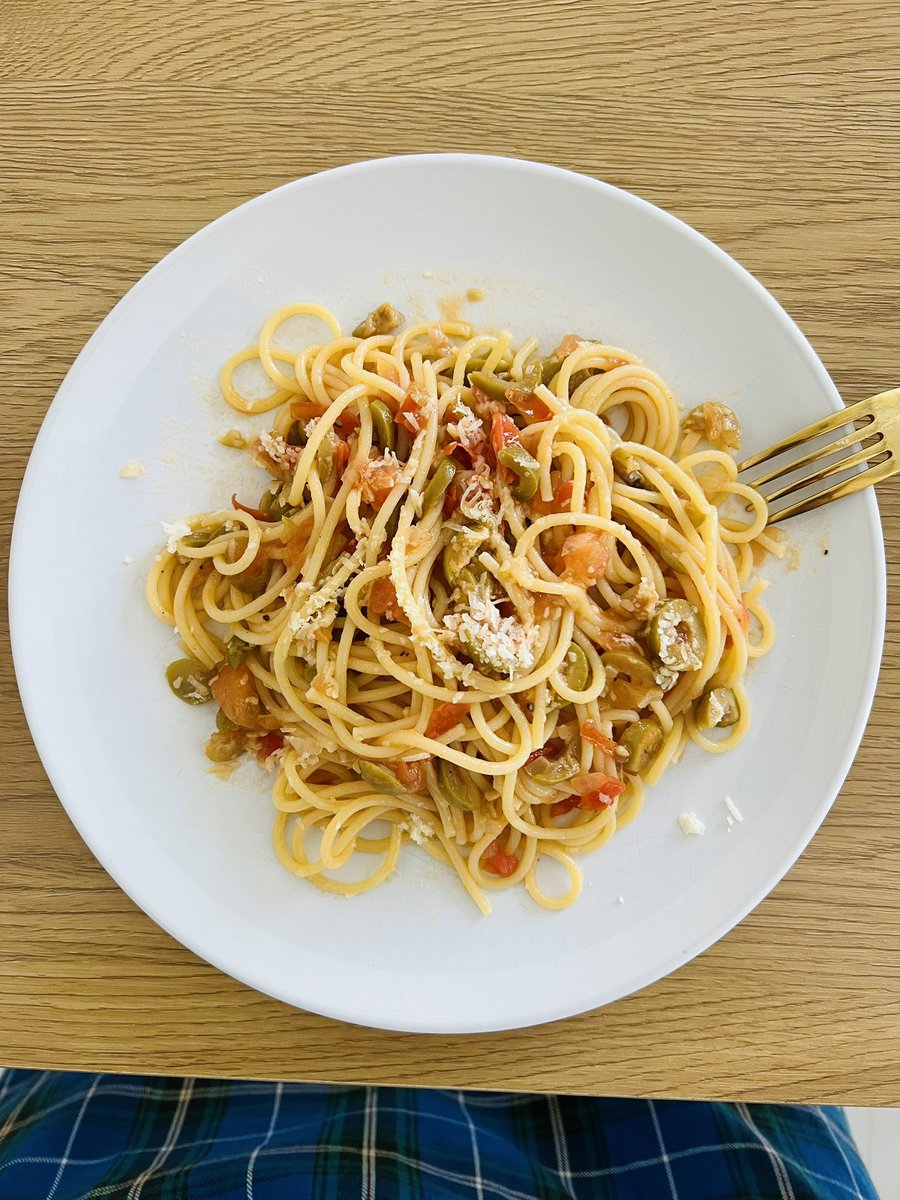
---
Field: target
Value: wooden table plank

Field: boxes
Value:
[1,0,898,1103]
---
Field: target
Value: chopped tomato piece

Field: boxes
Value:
[211,663,261,729]
[369,576,408,624]
[569,772,626,810]
[503,388,553,423]
[396,387,426,434]
[553,333,585,358]
[442,476,461,518]
[334,439,350,477]
[524,738,565,766]
[580,721,618,755]
[356,451,402,508]
[550,796,580,818]
[393,759,428,792]
[256,731,284,765]
[482,839,519,878]
[569,772,624,798]
[290,400,358,436]
[425,701,470,739]
[283,524,310,568]
[490,412,520,456]
[290,401,327,423]
[532,479,574,516]
[557,531,610,586]
[231,493,269,521]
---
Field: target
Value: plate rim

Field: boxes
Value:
[9,153,887,1032]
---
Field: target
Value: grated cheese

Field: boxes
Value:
[443,575,537,681]
[678,812,706,837]
[401,813,435,845]
[724,795,744,824]
[459,469,498,527]
[288,535,369,660]
[447,406,485,452]
[119,461,145,478]
[631,579,659,619]
[162,519,192,552]
[122,555,134,565]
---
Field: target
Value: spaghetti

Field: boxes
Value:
[147,302,779,913]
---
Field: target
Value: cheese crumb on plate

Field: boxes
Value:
[678,812,706,837]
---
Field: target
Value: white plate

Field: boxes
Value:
[10,155,885,1034]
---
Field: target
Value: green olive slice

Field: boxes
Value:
[695,686,739,729]
[645,599,706,672]
[620,718,663,774]
[436,759,478,810]
[165,658,213,705]
[359,761,405,795]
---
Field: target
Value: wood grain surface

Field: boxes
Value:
[1,0,898,1103]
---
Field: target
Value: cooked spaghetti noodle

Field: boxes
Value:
[147,302,778,913]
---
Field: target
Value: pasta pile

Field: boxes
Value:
[147,301,777,913]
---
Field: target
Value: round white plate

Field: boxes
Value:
[10,155,885,1033]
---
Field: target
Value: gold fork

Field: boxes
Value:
[737,388,900,524]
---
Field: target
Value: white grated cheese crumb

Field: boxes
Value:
[724,795,744,824]
[616,895,625,905]
[442,575,536,681]
[119,461,145,478]
[122,555,134,564]
[678,812,706,837]
[162,519,192,552]
[406,813,434,845]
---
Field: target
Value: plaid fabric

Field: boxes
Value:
[0,1069,877,1200]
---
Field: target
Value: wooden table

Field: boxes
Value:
[2,0,898,1105]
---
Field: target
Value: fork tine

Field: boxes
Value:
[766,456,897,524]
[760,444,879,505]
[737,396,874,474]
[745,424,877,490]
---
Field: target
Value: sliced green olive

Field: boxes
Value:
[620,718,663,774]
[235,559,270,596]
[359,761,405,795]
[436,758,478,810]
[383,505,400,545]
[166,658,213,705]
[611,446,646,487]
[601,650,656,687]
[204,730,245,762]
[215,707,238,732]
[696,686,739,729]
[567,367,594,393]
[225,635,248,669]
[258,487,278,515]
[561,643,589,691]
[421,456,457,511]
[443,524,489,586]
[524,751,579,784]
[467,370,510,403]
[683,402,742,451]
[316,436,334,476]
[182,526,225,548]
[497,444,540,501]
[645,599,707,672]
[352,302,404,339]
[370,399,395,452]
[285,420,306,447]
[300,662,317,683]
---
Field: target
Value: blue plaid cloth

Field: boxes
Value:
[0,1069,877,1199]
